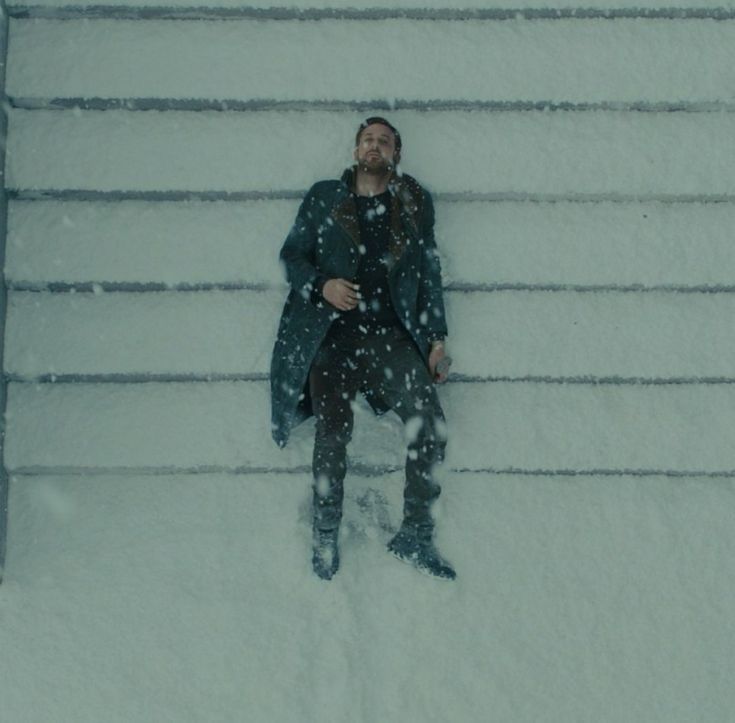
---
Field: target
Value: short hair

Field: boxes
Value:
[355,116,402,154]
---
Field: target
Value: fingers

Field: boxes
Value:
[337,280,360,294]
[432,368,447,384]
[335,279,360,310]
[322,279,357,311]
[322,279,360,310]
[430,351,450,384]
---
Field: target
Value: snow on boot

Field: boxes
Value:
[387,524,456,581]
[312,527,340,580]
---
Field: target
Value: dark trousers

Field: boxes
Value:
[308,325,447,532]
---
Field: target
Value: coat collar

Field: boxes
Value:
[330,166,424,263]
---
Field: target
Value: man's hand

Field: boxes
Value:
[429,342,450,384]
[323,279,360,311]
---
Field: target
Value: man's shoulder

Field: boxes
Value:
[309,178,342,192]
[396,172,433,201]
[398,172,425,191]
[302,172,433,208]
[305,178,344,199]
[299,179,347,215]
[392,172,434,219]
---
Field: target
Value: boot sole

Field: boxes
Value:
[387,547,456,581]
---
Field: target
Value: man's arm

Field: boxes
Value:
[279,187,360,311]
[417,191,448,344]
[416,190,450,382]
[279,187,328,303]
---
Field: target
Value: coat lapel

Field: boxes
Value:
[331,167,424,263]
[387,173,422,265]
[331,195,361,249]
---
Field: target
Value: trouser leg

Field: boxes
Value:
[308,340,357,531]
[362,329,447,530]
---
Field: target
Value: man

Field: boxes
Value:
[270,117,455,581]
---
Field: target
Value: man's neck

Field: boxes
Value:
[354,168,392,197]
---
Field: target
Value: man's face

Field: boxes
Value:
[354,123,398,174]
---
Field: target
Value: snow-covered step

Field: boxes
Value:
[6,380,735,473]
[8,199,735,289]
[7,0,735,12]
[5,289,282,377]
[7,289,735,379]
[8,18,734,104]
[5,470,734,722]
[6,199,295,287]
[8,108,735,195]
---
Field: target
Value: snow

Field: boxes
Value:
[2,472,734,723]
[9,108,735,194]
[7,381,735,472]
[8,19,735,103]
[6,0,735,10]
[6,199,297,286]
[8,289,735,378]
[9,199,735,287]
[3,6,735,723]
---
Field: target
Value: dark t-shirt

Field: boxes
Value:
[325,189,402,340]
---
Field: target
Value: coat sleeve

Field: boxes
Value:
[417,190,448,342]
[279,186,329,303]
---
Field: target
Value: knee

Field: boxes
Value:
[405,412,447,456]
[315,414,353,447]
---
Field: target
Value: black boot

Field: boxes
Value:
[387,523,456,580]
[312,526,340,580]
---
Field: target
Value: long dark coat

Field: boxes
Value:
[270,167,448,448]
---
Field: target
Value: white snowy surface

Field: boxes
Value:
[7,381,735,472]
[8,199,735,287]
[4,7,735,723]
[8,108,735,194]
[8,19,735,103]
[6,0,735,9]
[5,289,283,376]
[2,472,734,723]
[7,289,735,378]
[6,199,298,286]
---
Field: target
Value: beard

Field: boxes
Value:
[357,152,394,176]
